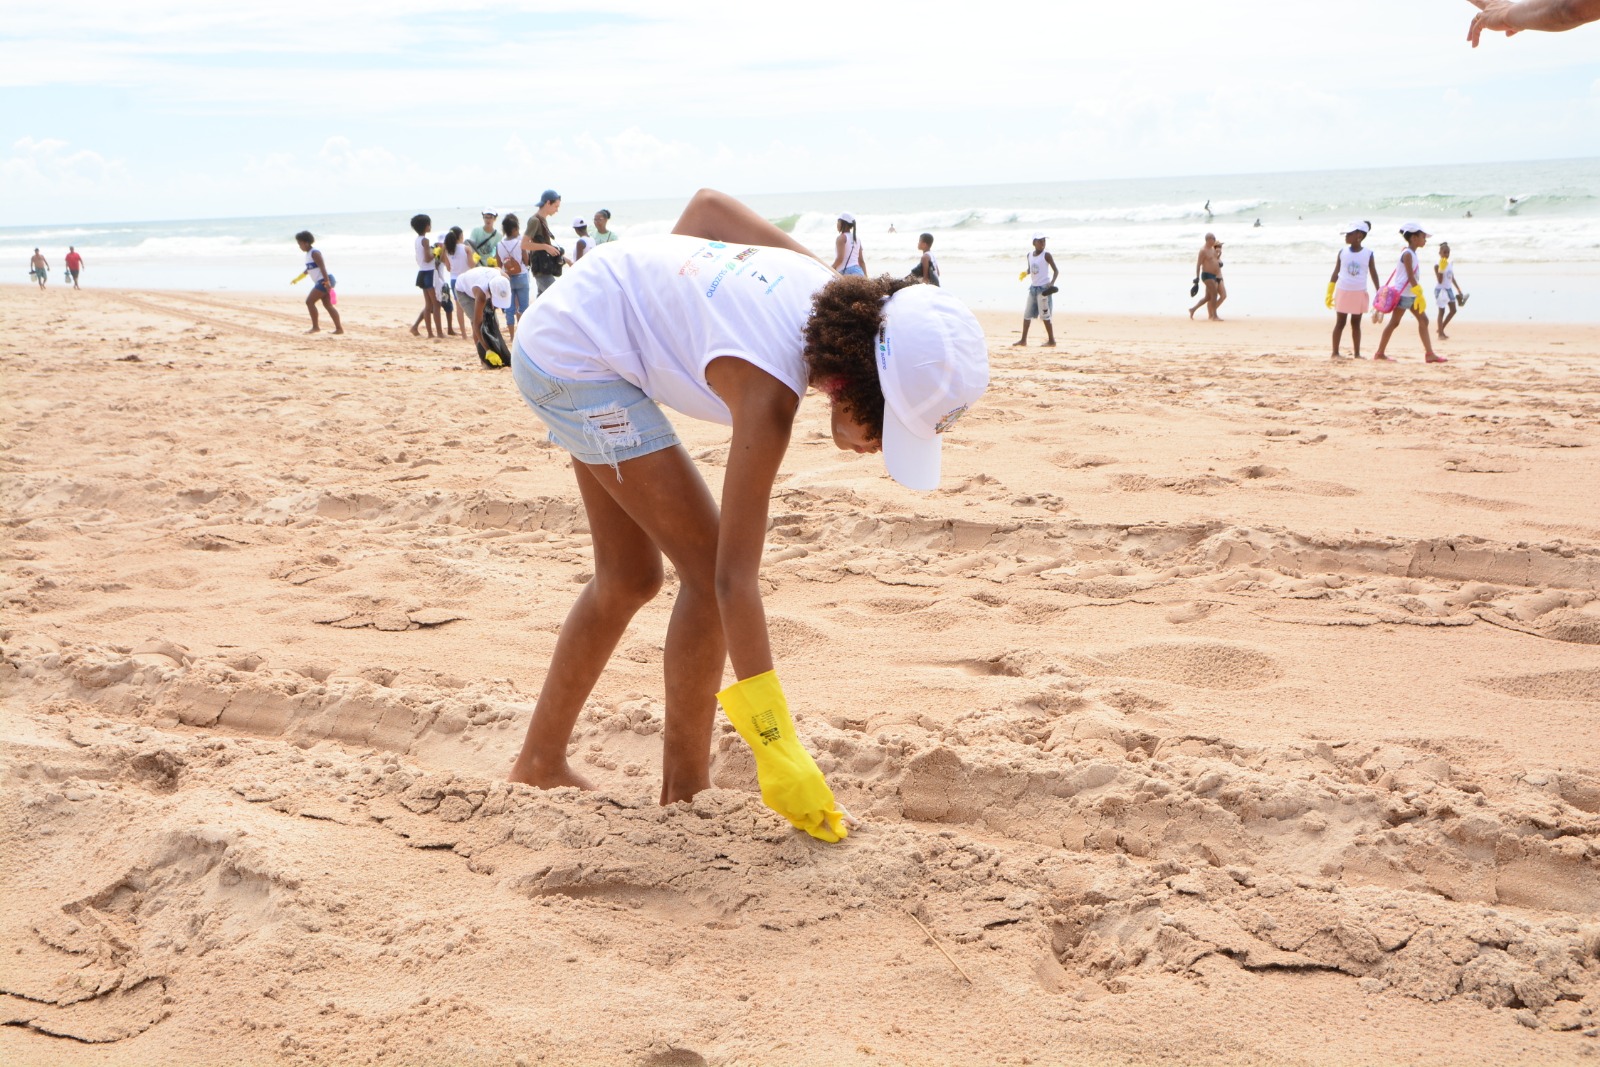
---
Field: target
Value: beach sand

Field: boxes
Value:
[3,284,1598,1065]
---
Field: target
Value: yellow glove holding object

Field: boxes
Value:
[486,256,499,268]
[1018,270,1028,281]
[470,251,481,266]
[1325,281,1336,309]
[717,671,849,843]
[1411,285,1426,314]
[290,272,308,285]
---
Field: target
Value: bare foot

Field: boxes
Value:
[1189,307,1197,319]
[332,328,344,335]
[1042,340,1056,347]
[1373,353,1394,362]
[1425,354,1449,363]
[305,327,320,334]
[508,761,595,791]
[410,324,420,336]
[1438,331,1449,340]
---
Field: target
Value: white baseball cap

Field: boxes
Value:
[875,286,990,491]
[838,212,855,224]
[572,217,588,229]
[482,208,498,217]
[488,274,512,310]
[1346,220,1370,234]
[1400,221,1430,236]
[1031,231,1047,242]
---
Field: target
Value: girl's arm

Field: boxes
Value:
[857,245,868,276]
[313,250,329,281]
[703,355,800,679]
[674,188,825,265]
[1402,251,1418,288]
[1434,262,1445,284]
[919,252,933,282]
[1330,253,1342,284]
[1046,252,1060,285]
[1369,258,1381,289]
[830,232,847,271]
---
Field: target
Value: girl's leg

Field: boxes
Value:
[1373,302,1405,359]
[324,292,343,334]
[1332,313,1346,356]
[1416,306,1444,361]
[305,291,320,332]
[510,446,725,803]
[1350,313,1363,358]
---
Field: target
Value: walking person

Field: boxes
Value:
[410,214,443,339]
[831,212,866,275]
[29,249,48,289]
[64,247,83,289]
[1326,221,1380,359]
[505,188,988,842]
[1189,234,1222,320]
[1018,232,1057,346]
[1434,242,1466,340]
[498,213,530,340]
[1372,223,1447,363]
[294,231,342,334]
[523,190,570,297]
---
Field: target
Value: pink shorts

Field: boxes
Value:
[1334,289,1369,315]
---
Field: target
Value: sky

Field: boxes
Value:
[3,0,1598,225]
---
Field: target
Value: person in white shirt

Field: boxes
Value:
[454,264,513,368]
[505,189,989,844]
[1019,233,1058,346]
[1326,221,1381,359]
[497,213,530,339]
[571,217,595,262]
[409,213,443,339]
[441,227,474,335]
[1373,223,1448,363]
[831,212,866,275]
[1433,242,1466,340]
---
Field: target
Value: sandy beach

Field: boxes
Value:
[2,284,1598,1066]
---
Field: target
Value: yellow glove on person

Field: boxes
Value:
[717,671,849,843]
[290,272,308,285]
[1325,281,1336,309]
[1411,285,1426,314]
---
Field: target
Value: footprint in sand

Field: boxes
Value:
[1087,641,1282,690]
[1474,667,1600,702]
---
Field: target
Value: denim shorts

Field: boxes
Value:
[506,272,531,323]
[1398,293,1416,310]
[511,352,680,474]
[1025,285,1053,321]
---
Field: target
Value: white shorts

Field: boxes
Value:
[1434,286,1455,307]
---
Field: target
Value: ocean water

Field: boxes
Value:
[6,157,1596,321]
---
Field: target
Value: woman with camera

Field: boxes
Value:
[522,189,572,297]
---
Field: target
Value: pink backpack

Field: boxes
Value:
[1372,267,1402,314]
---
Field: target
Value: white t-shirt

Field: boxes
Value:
[838,231,861,271]
[443,243,473,278]
[415,234,434,269]
[1394,248,1421,290]
[575,235,594,258]
[497,237,522,271]
[514,234,834,426]
[1027,249,1051,287]
[455,265,499,298]
[1437,261,1457,290]
[1336,246,1373,292]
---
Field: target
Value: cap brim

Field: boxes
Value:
[880,402,942,491]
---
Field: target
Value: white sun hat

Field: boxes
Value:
[1346,220,1371,234]
[488,274,511,310]
[838,212,855,224]
[874,286,990,491]
[1032,231,1047,241]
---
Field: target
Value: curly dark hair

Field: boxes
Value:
[802,274,917,442]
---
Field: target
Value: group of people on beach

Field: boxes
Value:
[1327,221,1465,363]
[408,191,621,355]
[25,247,83,290]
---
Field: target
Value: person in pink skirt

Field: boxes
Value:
[1327,221,1381,360]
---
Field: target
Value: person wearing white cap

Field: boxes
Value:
[468,209,501,266]
[571,217,594,262]
[1326,221,1381,359]
[831,212,867,276]
[505,188,988,844]
[1019,232,1058,346]
[453,263,514,368]
[1372,223,1448,364]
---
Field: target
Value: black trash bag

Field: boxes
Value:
[477,308,512,369]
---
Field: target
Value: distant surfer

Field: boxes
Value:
[1204,200,1213,220]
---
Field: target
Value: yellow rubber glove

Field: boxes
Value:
[717,671,849,843]
[1411,285,1427,314]
[1438,257,1449,273]
[290,272,307,285]
[1018,270,1028,281]
[1325,281,1336,309]
[470,251,481,266]
[486,256,499,268]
